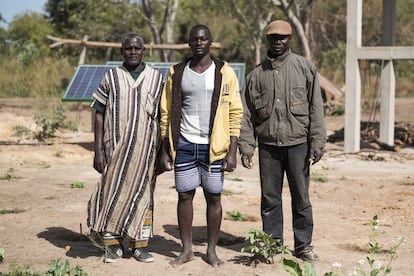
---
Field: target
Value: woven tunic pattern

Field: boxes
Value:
[88,65,163,240]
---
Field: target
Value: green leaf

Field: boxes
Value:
[303,261,317,276]
[281,258,303,276]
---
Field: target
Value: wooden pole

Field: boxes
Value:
[47,35,221,50]
[78,35,88,65]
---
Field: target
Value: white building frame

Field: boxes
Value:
[345,0,414,152]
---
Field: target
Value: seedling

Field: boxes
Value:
[241,229,290,264]
[13,125,32,138]
[70,181,85,188]
[1,168,16,180]
[0,248,4,264]
[311,171,328,182]
[46,258,88,276]
[226,210,247,221]
[0,208,25,214]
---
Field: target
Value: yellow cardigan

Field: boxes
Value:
[160,59,243,164]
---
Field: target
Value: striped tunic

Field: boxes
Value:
[87,65,163,240]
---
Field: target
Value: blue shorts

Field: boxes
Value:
[174,136,224,194]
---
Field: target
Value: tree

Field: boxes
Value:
[45,0,148,62]
[0,13,7,54]
[7,12,53,57]
[229,0,276,65]
[139,0,179,62]
[271,0,315,60]
[204,0,314,64]
[0,27,7,55]
[203,0,278,66]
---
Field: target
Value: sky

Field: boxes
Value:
[0,0,48,29]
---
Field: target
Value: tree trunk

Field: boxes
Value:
[272,0,315,61]
[165,0,179,61]
[142,0,166,61]
[141,0,179,62]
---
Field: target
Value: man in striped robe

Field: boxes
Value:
[87,33,163,263]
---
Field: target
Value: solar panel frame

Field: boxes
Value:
[62,62,245,102]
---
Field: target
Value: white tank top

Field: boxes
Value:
[180,61,215,144]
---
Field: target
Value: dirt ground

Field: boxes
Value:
[0,97,413,276]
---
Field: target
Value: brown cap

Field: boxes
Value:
[266,20,292,35]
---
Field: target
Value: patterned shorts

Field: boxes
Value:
[174,136,224,194]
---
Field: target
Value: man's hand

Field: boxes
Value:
[156,149,173,175]
[223,152,236,172]
[241,153,253,169]
[222,136,238,172]
[93,111,106,173]
[310,147,324,165]
[156,139,173,175]
[93,150,106,174]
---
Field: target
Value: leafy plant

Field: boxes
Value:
[1,208,14,214]
[33,107,63,141]
[366,215,381,254]
[354,215,405,276]
[70,181,85,189]
[1,168,16,180]
[241,229,290,264]
[33,106,79,141]
[1,173,12,181]
[0,258,87,275]
[281,258,323,276]
[46,259,88,276]
[281,215,405,276]
[331,104,345,116]
[226,210,247,221]
[311,172,328,183]
[6,262,39,276]
[0,208,25,214]
[0,247,4,264]
[322,215,405,276]
[13,125,32,138]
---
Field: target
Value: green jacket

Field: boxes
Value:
[160,57,243,163]
[238,49,326,155]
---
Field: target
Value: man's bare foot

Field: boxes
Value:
[206,252,224,267]
[169,252,194,267]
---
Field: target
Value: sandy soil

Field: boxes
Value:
[0,97,413,276]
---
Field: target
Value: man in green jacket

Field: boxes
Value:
[158,24,243,267]
[238,20,326,262]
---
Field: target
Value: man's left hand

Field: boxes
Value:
[223,153,236,172]
[222,136,238,172]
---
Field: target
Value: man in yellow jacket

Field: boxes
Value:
[158,24,243,267]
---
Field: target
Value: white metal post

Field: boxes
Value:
[345,0,363,152]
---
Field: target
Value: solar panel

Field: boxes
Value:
[229,63,246,89]
[62,62,246,102]
[62,65,112,102]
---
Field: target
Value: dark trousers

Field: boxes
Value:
[258,142,313,253]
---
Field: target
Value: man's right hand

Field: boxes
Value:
[93,150,106,174]
[241,153,253,169]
